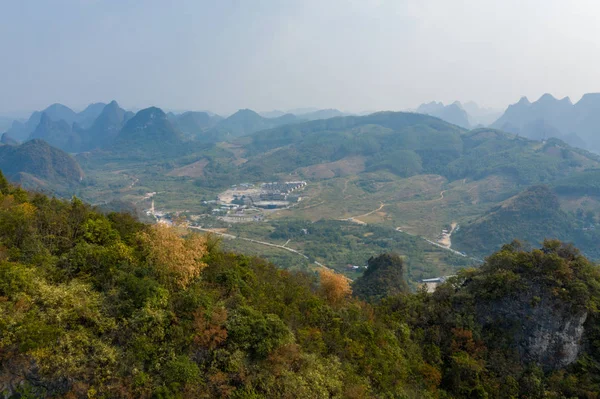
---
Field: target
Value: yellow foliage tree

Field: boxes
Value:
[319,268,351,306]
[139,224,207,289]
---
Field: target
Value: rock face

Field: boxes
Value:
[352,253,410,302]
[477,286,587,370]
[459,240,600,372]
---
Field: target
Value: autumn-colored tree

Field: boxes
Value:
[138,224,207,289]
[319,268,351,306]
[193,307,228,350]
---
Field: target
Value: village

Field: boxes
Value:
[145,180,308,225]
[212,180,307,222]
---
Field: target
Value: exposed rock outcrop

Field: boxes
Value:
[476,285,587,370]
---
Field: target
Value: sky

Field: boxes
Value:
[1,0,600,116]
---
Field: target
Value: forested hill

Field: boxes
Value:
[453,185,600,259]
[229,113,600,185]
[0,139,83,191]
[2,174,600,398]
[202,109,303,142]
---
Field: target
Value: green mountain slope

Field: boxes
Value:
[352,253,410,301]
[1,182,600,398]
[169,111,222,137]
[452,185,600,259]
[81,100,132,150]
[0,139,83,189]
[204,109,302,141]
[233,113,599,185]
[111,107,185,156]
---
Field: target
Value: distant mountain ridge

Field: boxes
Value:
[228,113,600,188]
[168,111,222,137]
[81,101,133,150]
[29,113,81,152]
[3,103,349,151]
[203,109,304,141]
[416,101,471,128]
[5,103,108,142]
[261,108,347,120]
[492,93,600,152]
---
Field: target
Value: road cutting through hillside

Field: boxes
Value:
[188,226,335,272]
[342,202,387,224]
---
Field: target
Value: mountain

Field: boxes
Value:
[1,133,18,146]
[416,101,471,128]
[80,101,132,150]
[28,113,81,152]
[453,185,600,259]
[0,116,17,133]
[237,112,464,180]
[491,93,600,152]
[77,102,107,128]
[261,109,347,120]
[40,103,79,125]
[232,113,599,186]
[204,109,303,141]
[4,103,80,142]
[462,101,503,126]
[0,139,83,189]
[298,109,346,120]
[3,102,124,144]
[492,94,573,136]
[112,107,184,156]
[260,110,286,118]
[169,111,222,137]
[5,111,43,141]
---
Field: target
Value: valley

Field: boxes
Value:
[4,102,600,285]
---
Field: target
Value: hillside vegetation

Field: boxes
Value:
[0,139,83,192]
[2,175,600,398]
[224,114,599,187]
[453,185,600,259]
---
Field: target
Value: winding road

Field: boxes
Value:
[188,226,334,271]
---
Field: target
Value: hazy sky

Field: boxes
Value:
[1,0,600,115]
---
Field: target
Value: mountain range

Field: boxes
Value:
[1,103,354,152]
[416,101,471,128]
[491,93,600,152]
[415,101,503,129]
[168,111,222,137]
[201,109,304,142]
[261,108,347,120]
[5,103,107,142]
[232,113,598,185]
